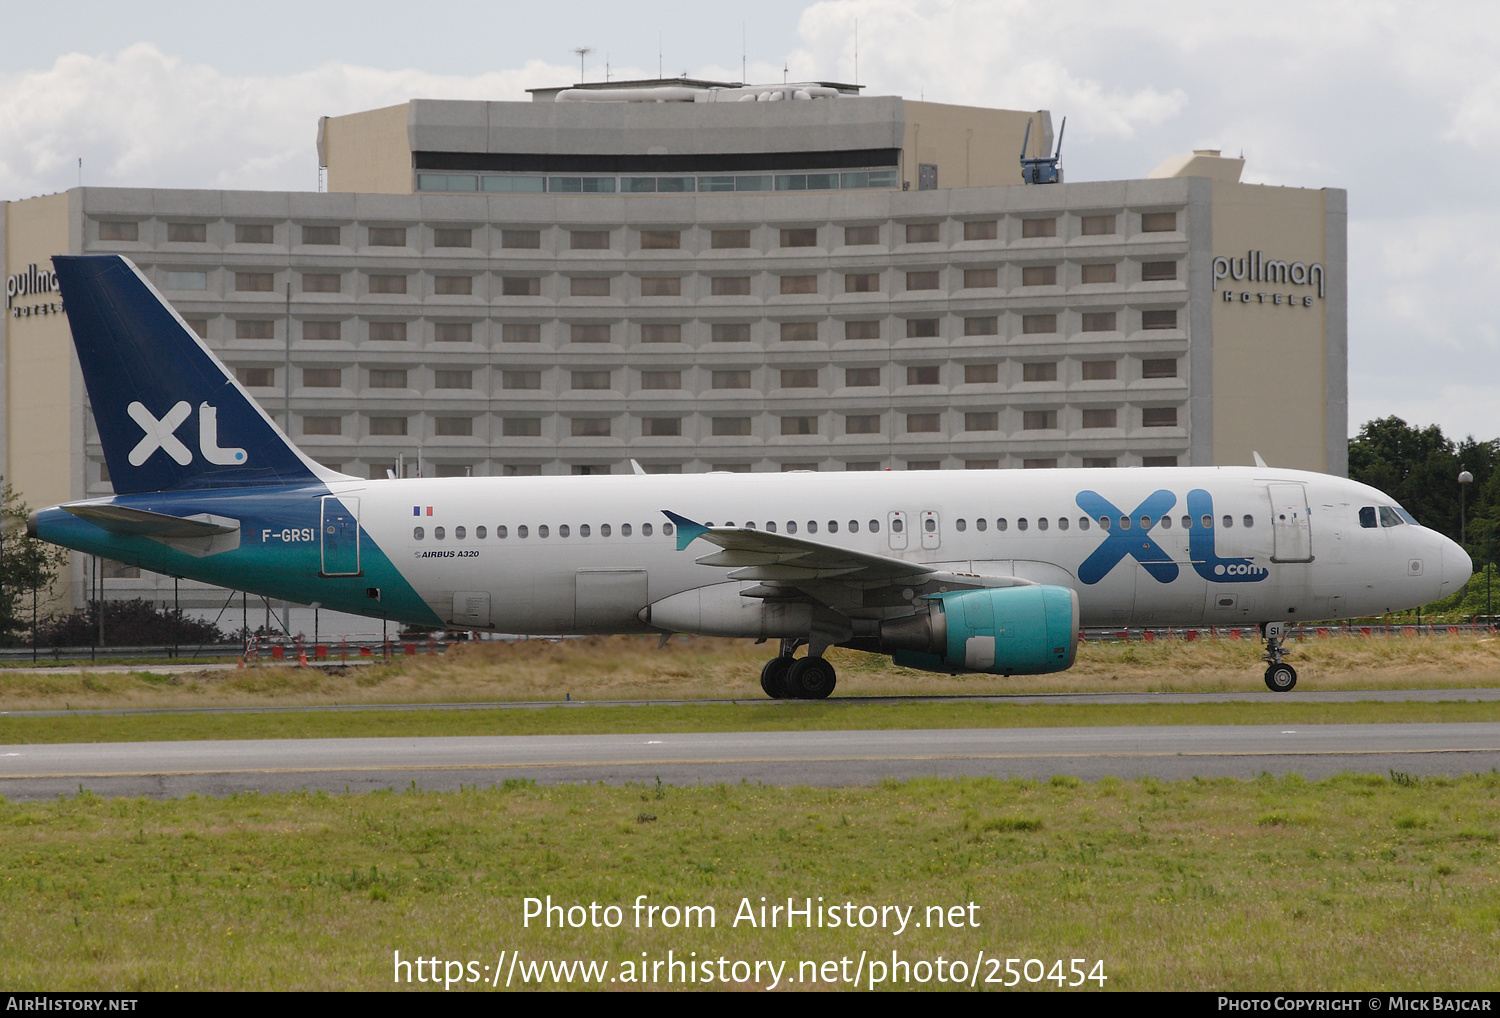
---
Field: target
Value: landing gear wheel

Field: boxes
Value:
[785,657,837,700]
[760,656,794,699]
[1264,663,1297,692]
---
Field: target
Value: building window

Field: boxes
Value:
[183,318,208,338]
[1081,214,1116,236]
[433,464,472,478]
[963,268,997,289]
[572,418,611,437]
[845,320,880,340]
[1143,455,1178,467]
[1142,358,1178,379]
[434,275,472,296]
[643,418,681,437]
[504,464,543,476]
[434,228,472,248]
[503,417,541,436]
[966,459,999,470]
[370,417,408,436]
[1023,410,1057,430]
[1141,261,1177,282]
[502,370,541,390]
[1021,266,1057,286]
[235,320,274,340]
[302,272,341,293]
[368,226,406,246]
[1141,212,1177,233]
[711,276,751,296]
[99,221,138,242]
[435,416,473,436]
[1084,457,1116,468]
[1082,311,1117,332]
[1081,263,1116,285]
[711,323,750,342]
[780,322,818,342]
[908,460,941,470]
[501,323,540,343]
[964,412,999,432]
[906,413,941,433]
[964,363,998,384]
[640,277,681,297]
[369,274,407,294]
[570,323,611,343]
[780,369,819,388]
[1082,360,1117,381]
[370,368,408,389]
[1142,309,1178,330]
[303,368,341,388]
[906,222,940,244]
[303,415,341,435]
[1022,362,1057,382]
[1021,218,1057,239]
[1024,458,1058,469]
[1022,314,1057,334]
[1142,407,1179,427]
[571,370,611,390]
[236,224,274,244]
[711,370,751,389]
[845,367,880,387]
[165,271,207,290]
[712,417,751,436]
[964,316,998,336]
[781,275,818,295]
[302,225,340,245]
[906,365,940,386]
[502,277,541,297]
[844,225,879,246]
[501,229,540,249]
[435,322,473,343]
[641,323,682,343]
[236,367,274,387]
[845,414,880,434]
[780,228,817,248]
[434,369,472,389]
[303,321,340,341]
[571,277,610,297]
[917,164,938,191]
[640,229,681,250]
[168,222,206,243]
[711,229,751,249]
[964,220,998,241]
[845,273,879,293]
[570,230,610,250]
[781,416,818,436]
[1082,408,1118,429]
[235,272,274,292]
[905,270,940,290]
[906,319,939,339]
[369,321,407,342]
[640,370,682,390]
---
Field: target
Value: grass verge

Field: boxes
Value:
[2,773,1497,990]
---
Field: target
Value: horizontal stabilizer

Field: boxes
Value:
[64,503,238,539]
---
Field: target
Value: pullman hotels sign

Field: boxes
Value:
[1213,251,1324,307]
[5,263,64,318]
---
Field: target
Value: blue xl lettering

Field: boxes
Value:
[1076,489,1179,584]
[1186,489,1269,582]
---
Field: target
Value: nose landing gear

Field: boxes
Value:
[1262,621,1297,691]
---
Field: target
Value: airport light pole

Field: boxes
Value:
[1459,468,1474,547]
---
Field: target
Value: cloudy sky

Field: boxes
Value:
[3,0,1496,444]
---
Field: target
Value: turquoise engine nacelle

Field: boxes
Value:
[883,584,1080,676]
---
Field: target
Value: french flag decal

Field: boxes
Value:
[413,506,434,516]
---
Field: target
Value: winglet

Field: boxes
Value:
[1253,451,1268,468]
[663,510,709,551]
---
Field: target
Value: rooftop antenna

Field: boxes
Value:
[605,52,610,82]
[783,61,788,84]
[854,18,859,85]
[1019,115,1066,184]
[573,46,593,82]
[742,23,746,83]
[77,156,82,188]
[659,33,662,79]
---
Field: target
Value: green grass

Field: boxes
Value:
[4,699,1500,745]
[3,773,1498,990]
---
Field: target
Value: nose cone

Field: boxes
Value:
[1439,536,1473,598]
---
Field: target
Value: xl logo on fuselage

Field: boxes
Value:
[1075,489,1269,585]
[127,401,247,467]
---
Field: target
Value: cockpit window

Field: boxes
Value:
[1394,507,1419,526]
[1379,506,1403,528]
[1359,506,1377,529]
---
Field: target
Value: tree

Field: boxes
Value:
[0,481,69,647]
[39,599,229,648]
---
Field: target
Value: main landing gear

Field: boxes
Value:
[1261,621,1297,692]
[759,639,837,700]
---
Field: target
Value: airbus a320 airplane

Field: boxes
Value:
[29,256,1472,697]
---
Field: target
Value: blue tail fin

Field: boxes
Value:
[52,255,341,494]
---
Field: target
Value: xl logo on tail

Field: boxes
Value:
[126,401,247,467]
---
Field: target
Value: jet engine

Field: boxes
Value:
[878,585,1079,675]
